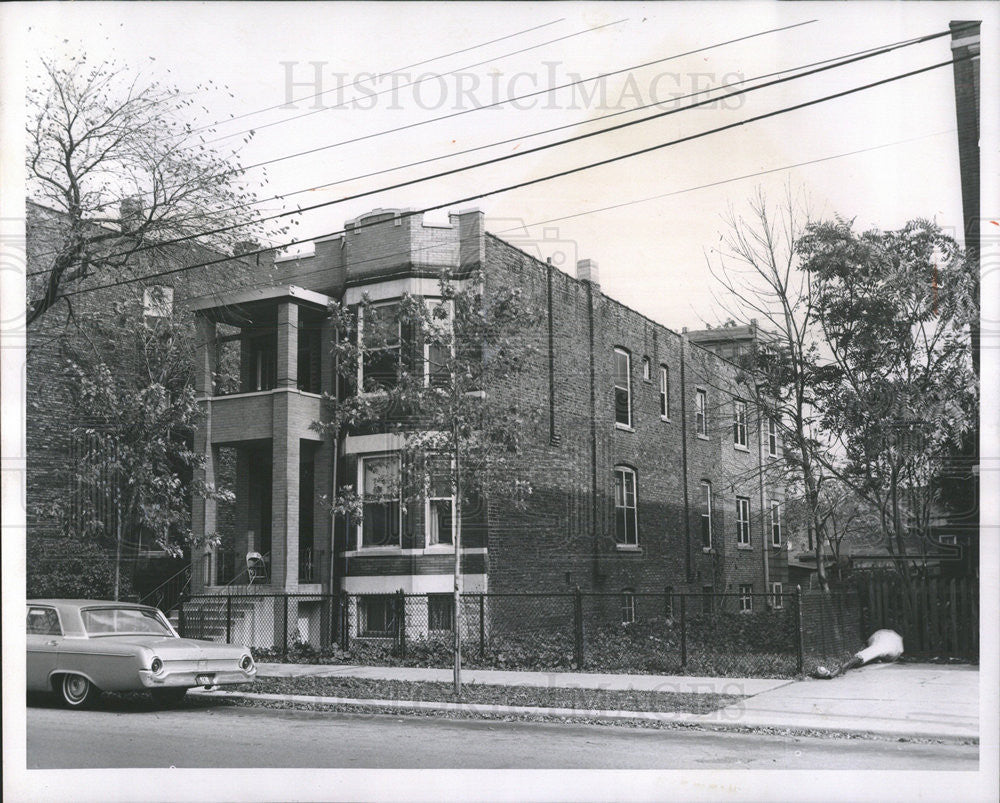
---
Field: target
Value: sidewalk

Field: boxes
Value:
[204,661,979,742]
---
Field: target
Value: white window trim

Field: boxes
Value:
[770,582,784,609]
[659,365,670,421]
[770,500,782,547]
[422,298,453,388]
[621,590,636,624]
[357,452,403,551]
[642,356,651,382]
[425,454,456,549]
[736,496,751,546]
[357,301,403,397]
[614,348,632,429]
[739,584,753,613]
[701,480,713,550]
[614,465,639,547]
[695,388,708,439]
[733,399,748,450]
[767,417,779,457]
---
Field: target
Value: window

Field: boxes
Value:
[621,590,636,624]
[736,496,751,546]
[358,595,395,636]
[767,417,779,457]
[614,466,638,546]
[701,585,714,614]
[700,481,712,549]
[664,586,674,619]
[360,455,401,548]
[250,335,277,392]
[770,500,782,547]
[428,594,454,632]
[425,301,452,388]
[739,583,753,613]
[696,389,707,436]
[143,285,173,318]
[426,455,454,546]
[360,302,403,391]
[659,365,670,419]
[939,534,958,546]
[613,348,632,427]
[770,582,784,609]
[27,607,62,636]
[642,356,651,381]
[733,399,748,448]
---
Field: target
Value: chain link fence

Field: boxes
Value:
[179,588,813,677]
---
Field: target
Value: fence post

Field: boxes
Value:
[282,595,289,660]
[573,586,585,668]
[396,589,406,659]
[795,585,804,675]
[226,595,233,644]
[340,592,350,652]
[479,594,485,661]
[680,595,687,668]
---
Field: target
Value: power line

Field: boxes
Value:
[58,54,969,301]
[193,128,955,299]
[27,18,818,264]
[187,18,568,135]
[202,18,629,144]
[54,25,960,269]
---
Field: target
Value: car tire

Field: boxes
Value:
[151,687,188,707]
[59,673,99,708]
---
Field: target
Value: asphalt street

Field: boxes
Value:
[27,697,978,770]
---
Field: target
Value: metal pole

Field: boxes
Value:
[282,595,289,659]
[680,595,688,668]
[479,594,485,661]
[795,585,804,675]
[226,595,232,644]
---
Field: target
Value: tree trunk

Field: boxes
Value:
[452,434,463,697]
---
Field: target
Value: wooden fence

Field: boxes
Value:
[857,575,978,659]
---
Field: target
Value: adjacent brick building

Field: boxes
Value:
[187,208,790,644]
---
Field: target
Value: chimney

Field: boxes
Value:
[455,208,484,271]
[576,258,599,286]
[119,196,144,233]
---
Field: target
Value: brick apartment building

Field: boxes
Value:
[187,208,790,644]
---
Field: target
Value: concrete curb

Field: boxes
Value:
[190,689,979,743]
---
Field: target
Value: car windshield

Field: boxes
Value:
[81,607,173,636]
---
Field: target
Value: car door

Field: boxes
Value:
[26,606,64,692]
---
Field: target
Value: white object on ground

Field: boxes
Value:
[855,629,904,665]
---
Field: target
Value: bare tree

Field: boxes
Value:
[26,54,278,325]
[707,187,832,589]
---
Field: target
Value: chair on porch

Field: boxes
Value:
[246,552,269,585]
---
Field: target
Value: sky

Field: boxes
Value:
[6,1,996,332]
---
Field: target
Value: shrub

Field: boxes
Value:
[27,536,134,600]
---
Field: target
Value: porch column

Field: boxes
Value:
[276,301,298,389]
[191,314,217,593]
[271,301,300,590]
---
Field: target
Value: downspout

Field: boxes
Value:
[680,335,692,583]
[757,406,769,603]
[587,282,599,583]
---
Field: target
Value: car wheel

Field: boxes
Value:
[151,687,187,706]
[59,673,99,708]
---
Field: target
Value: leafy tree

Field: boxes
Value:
[57,300,233,600]
[315,269,541,693]
[26,53,277,325]
[798,218,977,568]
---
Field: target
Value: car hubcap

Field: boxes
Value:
[64,675,88,702]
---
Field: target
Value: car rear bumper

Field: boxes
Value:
[139,668,256,688]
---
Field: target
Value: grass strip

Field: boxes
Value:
[244,676,744,714]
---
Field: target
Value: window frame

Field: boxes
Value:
[770,581,784,609]
[614,465,639,547]
[357,301,404,394]
[27,605,63,636]
[770,500,782,547]
[767,416,779,457]
[142,284,174,318]
[659,365,670,420]
[736,495,751,546]
[423,298,453,389]
[613,348,632,429]
[733,398,748,449]
[621,589,636,624]
[358,453,403,550]
[641,356,651,382]
[425,454,455,548]
[700,480,713,550]
[695,388,708,437]
[739,583,753,613]
[358,595,396,637]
